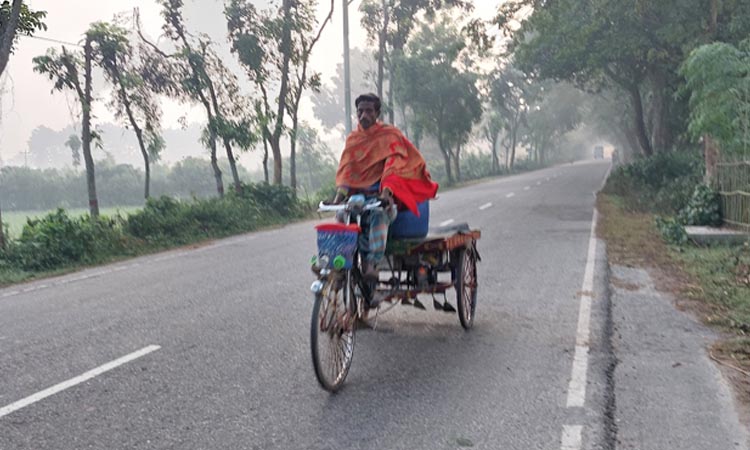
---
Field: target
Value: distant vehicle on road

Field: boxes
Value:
[593,145,604,159]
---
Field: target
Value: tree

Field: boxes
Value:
[1,0,45,247]
[488,65,529,170]
[482,110,504,174]
[393,19,482,184]
[139,0,252,196]
[359,0,471,123]
[287,123,337,194]
[88,21,164,200]
[65,134,81,168]
[34,38,100,217]
[0,0,46,76]
[284,0,334,191]
[523,82,583,165]
[227,0,294,186]
[681,39,750,180]
[505,0,750,158]
[311,47,377,137]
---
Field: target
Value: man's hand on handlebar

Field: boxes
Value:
[379,188,394,208]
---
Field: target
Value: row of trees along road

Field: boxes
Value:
[28,0,334,219]
[10,0,749,237]
[500,0,750,168]
[18,0,583,221]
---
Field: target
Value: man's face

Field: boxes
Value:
[357,100,379,130]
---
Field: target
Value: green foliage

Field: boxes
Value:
[0,159,257,211]
[655,215,688,245]
[125,196,195,244]
[680,40,750,156]
[392,18,482,184]
[125,186,300,245]
[678,184,722,227]
[603,150,703,213]
[461,153,496,180]
[5,209,127,271]
[0,0,47,54]
[235,182,300,218]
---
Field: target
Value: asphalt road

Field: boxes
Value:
[0,160,612,450]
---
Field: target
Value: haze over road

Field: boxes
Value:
[0,161,612,450]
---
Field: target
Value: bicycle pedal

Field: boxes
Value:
[442,302,457,313]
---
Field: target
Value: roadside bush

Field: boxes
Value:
[655,215,688,245]
[6,209,127,270]
[679,184,722,226]
[235,182,300,218]
[604,150,703,213]
[461,153,496,179]
[125,196,199,244]
[125,190,292,244]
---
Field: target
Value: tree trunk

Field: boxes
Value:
[649,69,671,153]
[704,134,720,185]
[290,115,298,191]
[709,0,719,37]
[438,133,453,185]
[491,132,500,173]
[387,57,395,124]
[376,0,389,102]
[510,120,519,170]
[222,137,241,193]
[117,70,151,199]
[272,0,294,185]
[0,0,22,77]
[204,76,241,193]
[627,83,653,156]
[198,98,223,197]
[82,38,99,217]
[454,143,461,182]
[262,134,270,184]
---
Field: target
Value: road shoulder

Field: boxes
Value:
[609,263,749,450]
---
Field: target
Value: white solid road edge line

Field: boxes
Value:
[0,345,161,419]
[566,209,598,408]
[561,425,583,450]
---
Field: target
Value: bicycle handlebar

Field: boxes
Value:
[318,200,382,213]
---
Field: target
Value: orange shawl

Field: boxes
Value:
[336,123,438,215]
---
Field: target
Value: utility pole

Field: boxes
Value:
[343,0,352,134]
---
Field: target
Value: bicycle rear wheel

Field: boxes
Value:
[455,246,478,330]
[310,275,356,392]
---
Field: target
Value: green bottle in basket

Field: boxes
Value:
[332,255,347,270]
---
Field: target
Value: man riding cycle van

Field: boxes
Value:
[330,93,439,282]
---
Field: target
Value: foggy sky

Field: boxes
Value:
[0,0,497,169]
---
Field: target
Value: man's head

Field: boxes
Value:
[355,93,381,130]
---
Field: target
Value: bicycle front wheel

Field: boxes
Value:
[310,275,356,392]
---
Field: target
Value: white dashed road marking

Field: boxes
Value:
[0,345,161,419]
[479,203,492,210]
[506,192,515,198]
[561,425,583,450]
[439,219,455,227]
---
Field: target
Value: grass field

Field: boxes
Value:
[3,206,142,237]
